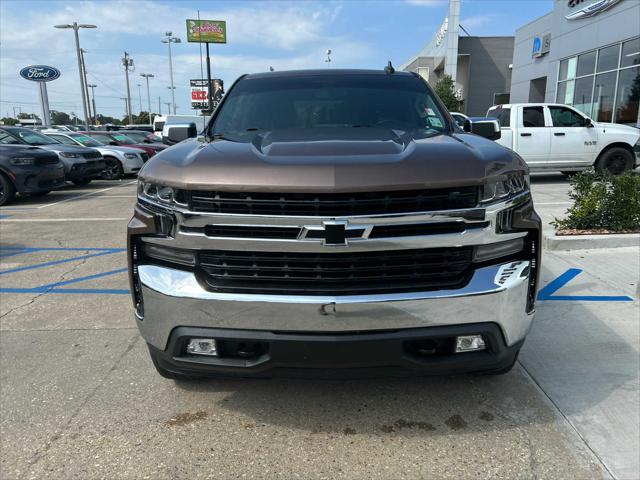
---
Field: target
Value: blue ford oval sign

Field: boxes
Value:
[19,65,61,82]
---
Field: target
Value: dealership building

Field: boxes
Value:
[510,0,640,126]
[402,0,639,125]
[401,0,514,116]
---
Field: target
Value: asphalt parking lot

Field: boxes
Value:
[1,176,638,480]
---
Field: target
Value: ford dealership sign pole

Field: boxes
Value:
[19,65,61,128]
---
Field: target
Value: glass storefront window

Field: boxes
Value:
[559,57,578,81]
[621,37,640,68]
[577,51,597,77]
[556,80,575,104]
[592,71,617,122]
[615,66,640,125]
[597,44,620,72]
[573,76,594,115]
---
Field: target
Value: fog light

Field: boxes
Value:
[455,335,486,353]
[186,338,218,356]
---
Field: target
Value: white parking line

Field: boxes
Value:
[35,181,137,209]
[0,218,129,222]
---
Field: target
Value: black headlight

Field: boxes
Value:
[480,171,529,204]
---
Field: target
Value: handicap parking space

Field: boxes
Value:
[0,177,638,479]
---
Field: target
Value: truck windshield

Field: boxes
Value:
[211,74,449,141]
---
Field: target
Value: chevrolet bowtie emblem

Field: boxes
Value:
[299,221,371,246]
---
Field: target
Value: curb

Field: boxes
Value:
[543,232,640,251]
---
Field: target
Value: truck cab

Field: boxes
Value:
[487,103,639,175]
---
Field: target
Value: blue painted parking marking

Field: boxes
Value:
[537,268,634,302]
[0,214,13,219]
[0,247,130,295]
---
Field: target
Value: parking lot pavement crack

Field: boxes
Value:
[517,360,616,480]
[22,333,141,476]
[1,254,90,321]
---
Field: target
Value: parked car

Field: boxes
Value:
[118,129,162,144]
[450,112,469,128]
[130,68,541,380]
[81,131,167,158]
[152,114,208,135]
[0,144,65,205]
[123,125,155,134]
[43,131,148,180]
[0,126,105,185]
[486,103,640,175]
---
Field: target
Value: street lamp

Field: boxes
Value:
[140,73,154,126]
[87,83,97,125]
[54,22,97,129]
[161,32,181,115]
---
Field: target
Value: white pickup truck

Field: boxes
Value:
[486,103,640,175]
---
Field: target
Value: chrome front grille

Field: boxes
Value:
[188,187,478,216]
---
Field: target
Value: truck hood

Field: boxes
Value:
[592,121,640,138]
[140,128,527,192]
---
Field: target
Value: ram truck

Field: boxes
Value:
[129,69,542,379]
[487,103,640,175]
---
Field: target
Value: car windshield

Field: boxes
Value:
[211,73,449,142]
[123,132,147,142]
[12,129,59,146]
[111,133,136,144]
[70,134,103,147]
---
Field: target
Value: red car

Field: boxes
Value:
[81,131,167,158]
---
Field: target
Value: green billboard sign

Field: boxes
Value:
[186,19,227,44]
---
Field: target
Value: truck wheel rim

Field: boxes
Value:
[606,154,627,175]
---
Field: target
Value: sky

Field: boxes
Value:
[0,0,553,121]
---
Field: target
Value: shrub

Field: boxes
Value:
[552,170,640,232]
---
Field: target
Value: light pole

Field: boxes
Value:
[167,86,176,113]
[120,97,130,120]
[137,83,143,114]
[161,32,181,115]
[79,48,91,123]
[54,22,97,130]
[87,83,97,124]
[140,73,154,126]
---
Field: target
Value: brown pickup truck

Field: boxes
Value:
[128,68,541,379]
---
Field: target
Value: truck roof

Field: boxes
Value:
[244,68,415,79]
[488,103,576,109]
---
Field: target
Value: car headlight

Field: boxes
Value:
[10,157,36,166]
[480,171,529,204]
[59,151,82,158]
[124,153,138,159]
[138,181,188,207]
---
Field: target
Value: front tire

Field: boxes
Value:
[595,148,633,175]
[101,157,124,180]
[0,173,16,206]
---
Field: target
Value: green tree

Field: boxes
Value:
[17,112,40,121]
[96,114,121,126]
[434,75,462,112]
[0,117,18,126]
[50,110,72,125]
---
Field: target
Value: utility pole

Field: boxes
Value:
[158,96,161,115]
[54,22,97,130]
[164,102,172,113]
[140,73,154,126]
[122,51,134,124]
[87,84,97,124]
[162,32,181,115]
[80,48,92,123]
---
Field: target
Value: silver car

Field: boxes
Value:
[44,131,147,179]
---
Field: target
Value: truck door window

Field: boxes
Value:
[549,106,586,127]
[522,107,545,127]
[489,108,511,127]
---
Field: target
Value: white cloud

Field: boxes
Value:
[405,0,446,7]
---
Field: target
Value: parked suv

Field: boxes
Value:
[129,69,541,379]
[0,127,104,185]
[0,144,65,205]
[44,131,147,179]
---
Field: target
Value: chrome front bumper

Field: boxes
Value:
[136,259,534,351]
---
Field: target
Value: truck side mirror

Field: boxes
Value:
[162,123,198,146]
[463,117,501,141]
